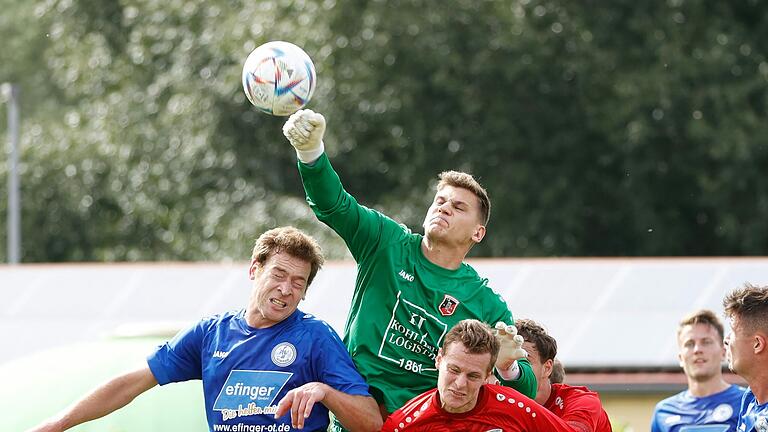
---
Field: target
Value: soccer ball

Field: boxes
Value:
[242,41,317,116]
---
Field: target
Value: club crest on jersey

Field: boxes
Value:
[271,342,297,367]
[438,295,460,316]
[712,403,734,422]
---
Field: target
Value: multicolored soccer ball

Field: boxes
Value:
[242,41,317,116]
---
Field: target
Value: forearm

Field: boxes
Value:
[497,358,538,399]
[298,153,347,214]
[33,366,158,431]
[321,386,382,432]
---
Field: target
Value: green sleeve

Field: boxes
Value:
[497,357,538,399]
[297,153,405,262]
[297,153,347,214]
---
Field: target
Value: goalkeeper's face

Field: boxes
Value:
[423,185,486,247]
[435,342,493,414]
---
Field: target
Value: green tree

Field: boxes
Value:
[1,0,766,262]
[319,0,768,256]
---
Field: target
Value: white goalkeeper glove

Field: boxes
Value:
[282,109,326,163]
[494,322,528,381]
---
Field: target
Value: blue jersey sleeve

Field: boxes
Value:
[147,319,207,385]
[312,322,371,396]
[650,406,663,432]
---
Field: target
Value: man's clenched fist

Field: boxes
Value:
[283,109,326,163]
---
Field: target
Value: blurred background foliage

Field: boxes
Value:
[0,0,766,262]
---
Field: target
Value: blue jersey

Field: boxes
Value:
[651,384,746,432]
[147,309,371,432]
[737,389,768,432]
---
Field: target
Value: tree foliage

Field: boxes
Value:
[1,0,766,262]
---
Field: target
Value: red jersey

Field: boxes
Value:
[382,384,575,431]
[543,383,612,432]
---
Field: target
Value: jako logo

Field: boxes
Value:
[398,270,414,282]
[213,350,229,359]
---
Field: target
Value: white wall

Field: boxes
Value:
[2,257,767,368]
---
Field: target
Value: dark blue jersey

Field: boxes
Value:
[651,384,746,432]
[147,309,370,432]
[737,389,768,432]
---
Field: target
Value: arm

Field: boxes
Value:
[284,110,406,262]
[494,321,538,399]
[649,407,662,432]
[496,357,537,399]
[283,110,343,214]
[26,365,158,432]
[494,322,528,372]
[275,382,382,431]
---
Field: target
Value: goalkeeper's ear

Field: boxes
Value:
[471,225,486,243]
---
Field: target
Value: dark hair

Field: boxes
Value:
[677,309,725,343]
[515,318,558,362]
[550,359,565,384]
[443,319,500,372]
[437,171,491,226]
[723,283,768,334]
[251,226,324,287]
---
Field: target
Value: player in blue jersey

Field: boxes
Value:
[723,283,768,432]
[651,309,745,432]
[28,227,382,432]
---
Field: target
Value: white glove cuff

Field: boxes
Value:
[295,141,325,164]
[497,360,521,381]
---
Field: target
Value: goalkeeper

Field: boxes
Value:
[282,110,537,425]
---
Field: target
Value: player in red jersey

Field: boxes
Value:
[515,319,612,432]
[382,319,575,432]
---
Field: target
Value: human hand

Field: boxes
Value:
[274,382,329,429]
[494,322,528,374]
[282,109,326,163]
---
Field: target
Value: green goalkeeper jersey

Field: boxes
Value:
[298,154,537,412]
